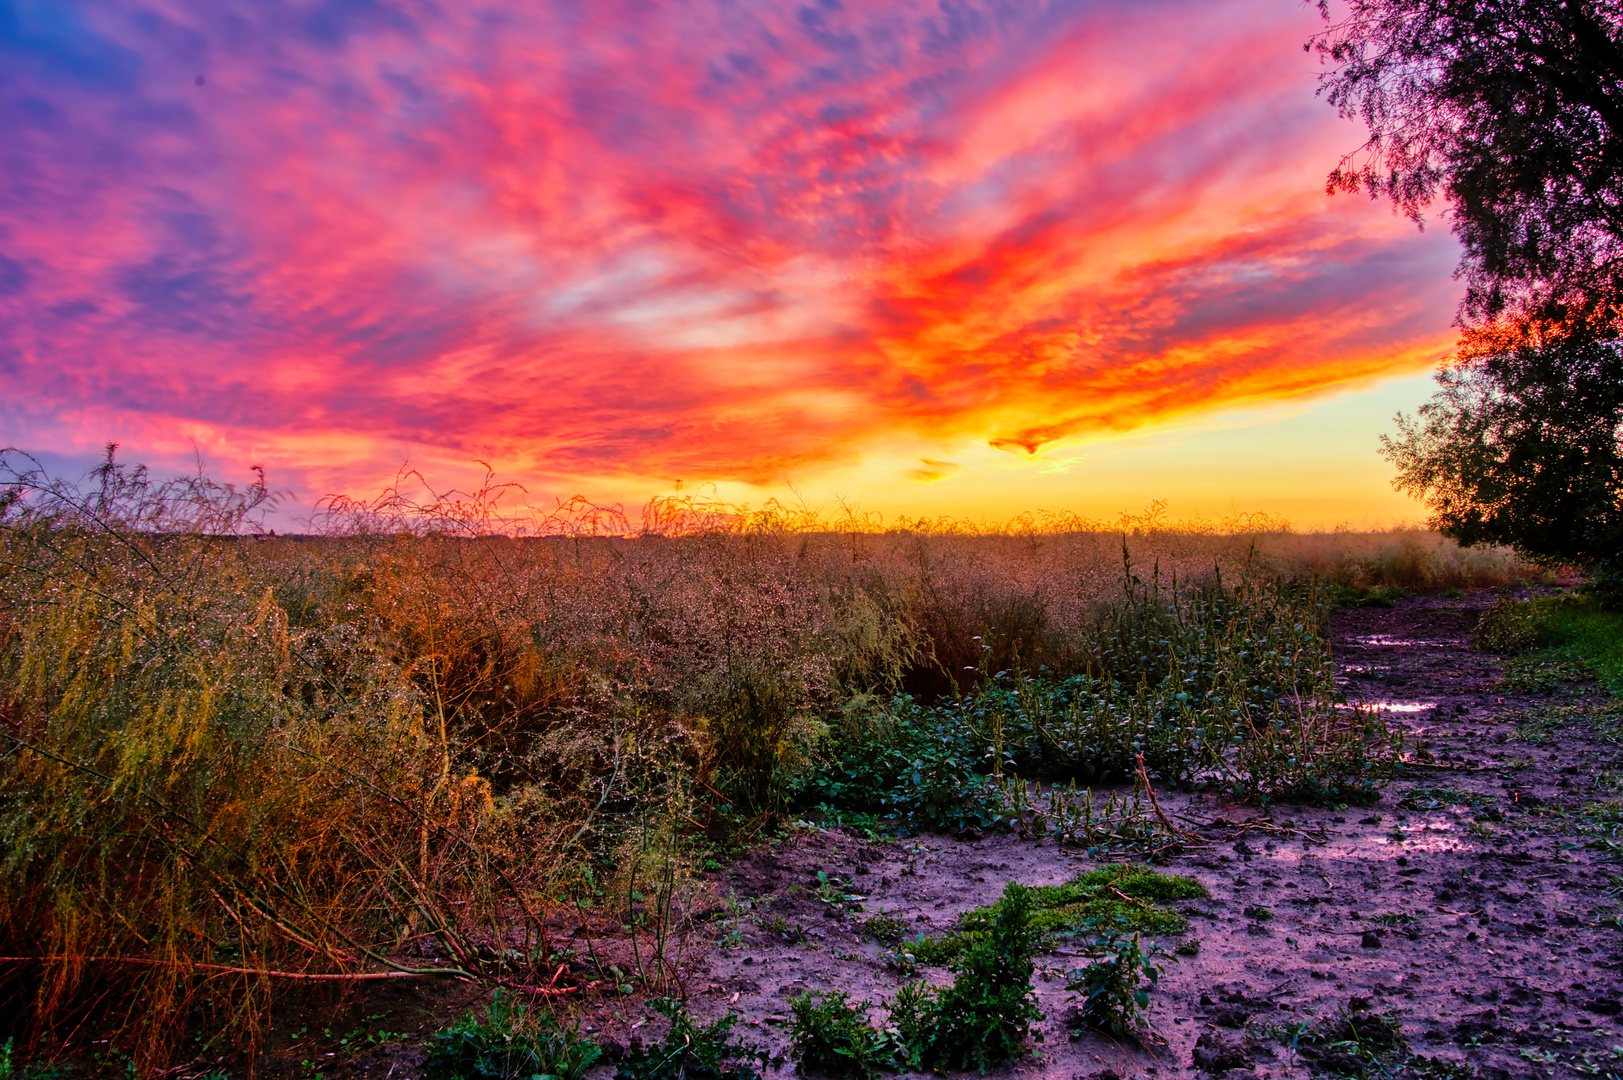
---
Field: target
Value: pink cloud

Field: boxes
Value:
[0,0,1459,499]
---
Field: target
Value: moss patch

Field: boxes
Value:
[902,865,1207,966]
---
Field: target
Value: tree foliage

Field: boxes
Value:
[1380,335,1623,567]
[1317,2,1623,584]
[1312,0,1623,329]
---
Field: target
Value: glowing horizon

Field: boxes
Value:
[1,0,1461,527]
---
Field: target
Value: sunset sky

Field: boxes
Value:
[0,0,1464,528]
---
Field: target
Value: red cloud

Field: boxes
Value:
[0,0,1459,498]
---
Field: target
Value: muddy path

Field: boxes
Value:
[323,591,1621,1080]
[587,590,1621,1080]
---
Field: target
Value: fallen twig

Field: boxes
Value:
[1107,885,1153,909]
[1135,753,1192,842]
[495,982,580,997]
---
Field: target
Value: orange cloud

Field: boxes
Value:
[0,0,1459,508]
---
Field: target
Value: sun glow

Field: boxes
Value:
[0,0,1459,522]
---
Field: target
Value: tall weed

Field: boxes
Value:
[799,549,1401,825]
[0,452,1476,1063]
[0,454,610,1067]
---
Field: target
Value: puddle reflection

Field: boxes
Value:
[1352,635,1452,648]
[1338,700,1437,713]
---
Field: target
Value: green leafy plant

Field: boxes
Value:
[1398,788,1494,813]
[883,982,937,1073]
[424,990,602,1080]
[1043,780,1175,856]
[788,991,896,1080]
[881,949,919,977]
[1331,584,1410,608]
[1065,931,1170,1039]
[706,666,817,816]
[615,1000,777,1080]
[864,886,1044,1072]
[764,913,807,944]
[815,871,865,914]
[901,933,961,967]
[861,914,907,944]
[1473,598,1550,652]
[1474,595,1623,692]
[926,882,1043,1072]
[797,564,1403,828]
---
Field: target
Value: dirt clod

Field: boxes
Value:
[1191,1030,1253,1072]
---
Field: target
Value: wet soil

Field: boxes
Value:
[637,590,1623,1079]
[323,590,1623,1080]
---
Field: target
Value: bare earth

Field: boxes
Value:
[334,590,1623,1080]
[586,590,1623,1080]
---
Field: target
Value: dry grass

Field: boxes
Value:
[0,454,1550,1069]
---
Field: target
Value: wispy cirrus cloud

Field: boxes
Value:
[0,0,1458,500]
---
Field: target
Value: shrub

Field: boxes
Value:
[615,1000,776,1080]
[926,882,1043,1072]
[788,991,894,1080]
[703,665,816,816]
[870,884,1043,1071]
[861,914,907,944]
[883,982,937,1073]
[1473,597,1550,652]
[1066,932,1170,1039]
[799,567,1404,828]
[424,991,601,1080]
[0,454,661,1068]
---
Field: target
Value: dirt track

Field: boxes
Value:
[622,590,1623,1079]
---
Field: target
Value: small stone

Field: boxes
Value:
[1361,931,1383,949]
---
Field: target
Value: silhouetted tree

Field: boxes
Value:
[1313,0,1623,329]
[1315,1,1623,593]
[1380,334,1623,582]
